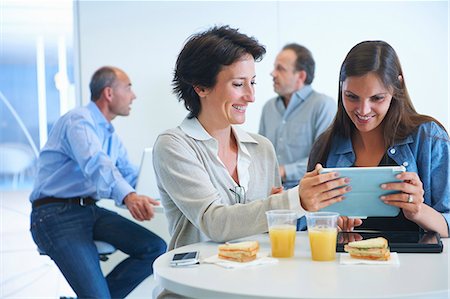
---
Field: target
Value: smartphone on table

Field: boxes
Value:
[170,251,200,267]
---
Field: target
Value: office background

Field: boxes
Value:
[1,1,448,298]
[77,1,449,165]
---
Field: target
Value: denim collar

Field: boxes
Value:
[333,132,415,155]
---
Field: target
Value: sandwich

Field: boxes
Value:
[218,241,259,262]
[344,237,390,261]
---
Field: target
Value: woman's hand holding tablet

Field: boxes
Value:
[317,166,406,217]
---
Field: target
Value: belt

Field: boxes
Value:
[32,196,97,209]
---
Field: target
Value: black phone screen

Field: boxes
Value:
[172,251,198,261]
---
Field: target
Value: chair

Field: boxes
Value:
[38,240,117,261]
[0,142,36,189]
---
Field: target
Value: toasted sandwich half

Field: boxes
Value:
[344,237,390,261]
[218,241,259,262]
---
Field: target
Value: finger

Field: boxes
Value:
[350,233,363,242]
[146,197,160,206]
[303,164,322,178]
[319,195,344,210]
[381,182,417,194]
[396,171,420,182]
[381,193,421,204]
[316,172,341,184]
[139,204,151,220]
[353,218,363,227]
[337,217,344,228]
[348,218,363,230]
[270,186,283,194]
[322,185,350,201]
[338,216,347,231]
[130,208,144,221]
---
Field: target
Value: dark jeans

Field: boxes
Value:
[297,216,307,231]
[30,202,167,299]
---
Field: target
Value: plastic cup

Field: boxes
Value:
[306,212,339,261]
[265,210,297,258]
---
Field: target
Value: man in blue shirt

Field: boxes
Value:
[30,66,166,299]
[259,44,336,189]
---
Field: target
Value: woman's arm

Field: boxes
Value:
[153,133,296,242]
[381,171,448,237]
[299,163,350,211]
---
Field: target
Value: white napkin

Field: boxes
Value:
[202,252,278,269]
[339,252,400,265]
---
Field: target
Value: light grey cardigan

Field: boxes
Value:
[153,117,301,250]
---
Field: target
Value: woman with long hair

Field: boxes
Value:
[299,41,449,237]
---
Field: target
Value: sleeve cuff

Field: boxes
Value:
[111,179,135,207]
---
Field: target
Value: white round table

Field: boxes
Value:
[154,232,449,299]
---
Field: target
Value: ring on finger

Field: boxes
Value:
[407,194,414,203]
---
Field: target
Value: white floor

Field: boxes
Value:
[0,190,170,298]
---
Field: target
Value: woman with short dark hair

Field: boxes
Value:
[153,26,312,250]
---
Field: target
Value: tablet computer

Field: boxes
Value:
[318,166,406,217]
[336,231,443,253]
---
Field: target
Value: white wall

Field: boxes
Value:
[77,0,449,165]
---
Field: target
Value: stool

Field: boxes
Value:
[38,240,117,261]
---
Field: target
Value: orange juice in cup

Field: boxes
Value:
[265,210,298,258]
[269,224,296,258]
[306,212,339,261]
[308,228,338,261]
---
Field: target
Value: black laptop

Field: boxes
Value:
[336,231,443,253]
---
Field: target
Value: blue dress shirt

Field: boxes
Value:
[30,101,137,205]
[259,85,336,189]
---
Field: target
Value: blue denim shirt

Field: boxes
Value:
[321,121,450,234]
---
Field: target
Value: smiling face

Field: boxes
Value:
[197,54,256,128]
[342,72,393,134]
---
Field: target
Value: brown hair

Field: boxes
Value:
[312,41,446,166]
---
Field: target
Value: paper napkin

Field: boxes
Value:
[339,252,400,265]
[202,252,278,269]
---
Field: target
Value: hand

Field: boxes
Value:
[380,171,425,221]
[270,186,283,195]
[298,164,351,211]
[123,192,160,221]
[338,216,363,232]
[338,232,363,244]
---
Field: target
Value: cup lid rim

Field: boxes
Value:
[305,211,339,218]
[265,209,296,215]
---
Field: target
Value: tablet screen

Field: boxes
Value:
[336,231,443,253]
[319,166,405,217]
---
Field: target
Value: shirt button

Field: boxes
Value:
[389,148,396,154]
[402,162,409,167]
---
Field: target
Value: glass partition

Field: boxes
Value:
[0,0,76,190]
